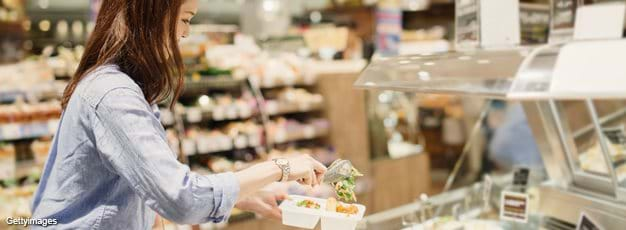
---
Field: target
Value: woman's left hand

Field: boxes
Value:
[235,189,287,220]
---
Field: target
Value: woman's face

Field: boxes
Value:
[177,0,198,42]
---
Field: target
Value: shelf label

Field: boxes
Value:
[577,212,604,230]
[500,191,529,223]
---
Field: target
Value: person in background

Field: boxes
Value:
[488,103,544,171]
[30,0,326,229]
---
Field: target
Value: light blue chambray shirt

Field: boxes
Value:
[31,65,240,229]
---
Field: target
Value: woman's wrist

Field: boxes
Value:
[264,160,283,182]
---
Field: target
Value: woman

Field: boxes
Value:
[30,0,326,229]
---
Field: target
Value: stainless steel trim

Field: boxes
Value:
[586,99,620,197]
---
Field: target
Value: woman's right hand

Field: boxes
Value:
[285,155,327,187]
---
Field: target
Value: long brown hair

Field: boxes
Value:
[61,0,185,109]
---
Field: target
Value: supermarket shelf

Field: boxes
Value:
[181,135,263,156]
[182,76,245,95]
[273,126,329,144]
[0,121,58,142]
[183,102,323,123]
[266,101,323,116]
[193,145,258,156]
[258,77,316,89]
[15,160,41,180]
[0,85,65,103]
[184,109,256,124]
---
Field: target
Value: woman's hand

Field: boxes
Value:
[235,190,287,221]
[285,155,327,186]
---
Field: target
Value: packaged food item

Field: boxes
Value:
[280,195,366,230]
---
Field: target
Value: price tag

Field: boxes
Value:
[500,191,529,223]
[303,126,316,139]
[577,212,604,230]
[186,107,203,123]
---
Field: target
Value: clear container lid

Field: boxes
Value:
[355,39,626,100]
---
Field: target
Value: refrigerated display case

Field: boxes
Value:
[354,39,626,229]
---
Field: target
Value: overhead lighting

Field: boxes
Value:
[198,95,211,107]
[310,11,322,24]
[39,20,51,32]
[38,0,49,9]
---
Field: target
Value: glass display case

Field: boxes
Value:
[354,39,626,229]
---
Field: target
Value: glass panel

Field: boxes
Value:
[555,101,610,177]
[354,49,529,97]
[592,100,626,186]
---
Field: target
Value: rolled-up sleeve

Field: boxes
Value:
[88,87,239,224]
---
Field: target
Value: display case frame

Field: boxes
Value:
[355,39,626,228]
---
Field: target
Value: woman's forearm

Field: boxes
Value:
[234,161,282,201]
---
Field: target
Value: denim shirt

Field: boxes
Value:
[31,65,240,229]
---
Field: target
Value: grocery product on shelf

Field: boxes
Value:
[0,100,61,141]
[0,61,58,103]
[31,139,51,165]
[181,121,264,156]
[267,118,330,144]
[0,143,16,180]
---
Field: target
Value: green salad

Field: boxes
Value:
[332,166,363,202]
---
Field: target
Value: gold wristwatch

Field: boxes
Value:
[272,158,290,182]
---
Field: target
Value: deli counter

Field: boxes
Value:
[353,39,626,230]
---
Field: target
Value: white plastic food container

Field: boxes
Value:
[279,195,366,230]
